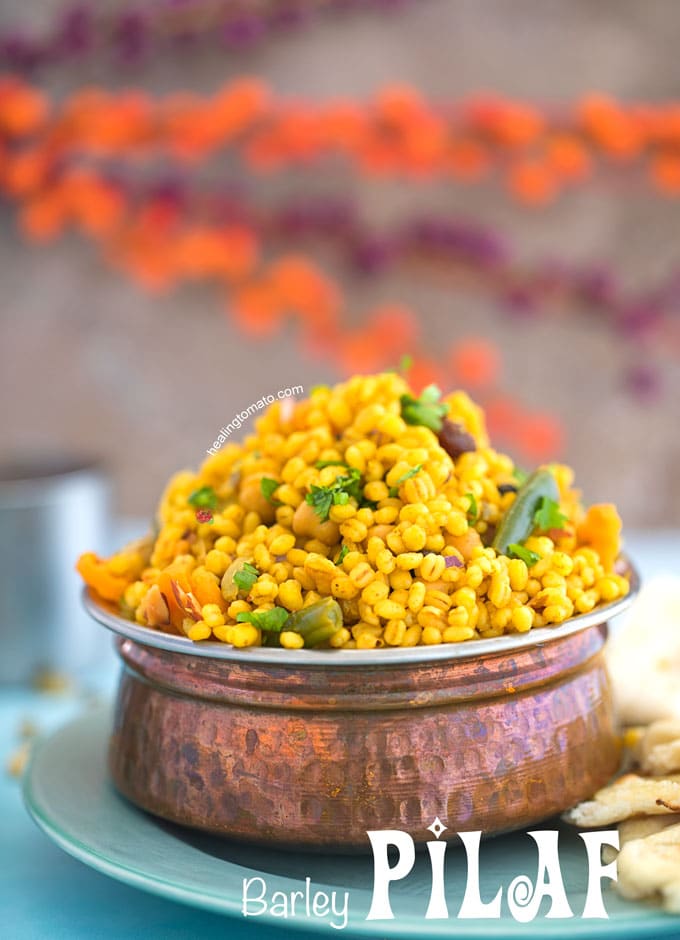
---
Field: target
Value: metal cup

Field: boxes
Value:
[0,457,111,683]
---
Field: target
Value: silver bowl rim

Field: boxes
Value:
[82,556,639,667]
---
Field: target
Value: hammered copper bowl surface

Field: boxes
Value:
[85,571,638,851]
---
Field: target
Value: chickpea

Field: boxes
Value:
[292,500,340,545]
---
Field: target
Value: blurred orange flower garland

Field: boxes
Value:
[0,153,562,458]
[5,74,680,458]
[4,77,680,202]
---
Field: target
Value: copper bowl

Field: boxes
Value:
[84,563,638,852]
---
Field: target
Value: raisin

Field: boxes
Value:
[438,419,476,459]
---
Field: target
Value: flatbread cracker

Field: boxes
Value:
[602,815,680,864]
[636,720,680,776]
[563,773,680,827]
[616,822,680,913]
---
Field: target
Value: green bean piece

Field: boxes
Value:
[285,597,343,642]
[492,469,560,556]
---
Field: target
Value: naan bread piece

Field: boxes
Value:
[636,721,680,776]
[616,822,680,913]
[606,577,680,726]
[563,774,680,827]
[602,815,680,864]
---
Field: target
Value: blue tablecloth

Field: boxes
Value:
[2,530,678,939]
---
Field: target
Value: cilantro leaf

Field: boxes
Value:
[336,544,349,565]
[305,468,363,521]
[396,464,423,485]
[508,544,541,567]
[306,485,334,521]
[315,460,350,470]
[533,497,568,532]
[188,486,217,510]
[466,492,479,523]
[260,477,281,504]
[390,354,413,374]
[389,464,423,497]
[400,385,449,433]
[233,562,259,592]
[236,607,290,633]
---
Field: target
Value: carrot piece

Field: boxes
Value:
[576,503,622,570]
[76,552,129,602]
[191,567,226,610]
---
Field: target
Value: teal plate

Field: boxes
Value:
[23,707,680,939]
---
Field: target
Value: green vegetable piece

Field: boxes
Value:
[305,468,363,521]
[236,607,290,633]
[285,597,343,645]
[310,384,330,395]
[304,623,342,648]
[233,561,259,592]
[260,477,281,504]
[188,485,217,510]
[396,464,423,485]
[466,491,478,523]
[492,469,560,555]
[314,460,350,470]
[390,354,413,374]
[118,597,135,620]
[533,496,568,532]
[400,385,449,433]
[335,544,349,565]
[389,463,423,497]
[512,466,529,485]
[507,544,541,567]
[306,485,333,521]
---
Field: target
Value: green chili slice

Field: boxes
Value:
[285,597,344,647]
[492,469,560,556]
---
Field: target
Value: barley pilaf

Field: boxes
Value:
[77,372,629,650]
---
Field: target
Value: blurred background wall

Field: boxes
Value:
[1,0,679,526]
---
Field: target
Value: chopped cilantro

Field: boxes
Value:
[390,354,413,374]
[236,607,290,633]
[336,545,349,565]
[305,468,363,521]
[533,496,568,532]
[400,385,449,433]
[466,492,479,523]
[233,562,259,592]
[306,486,334,521]
[508,544,541,567]
[512,466,529,485]
[389,463,423,497]
[188,486,217,510]
[314,460,350,470]
[260,477,281,504]
[397,464,423,485]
